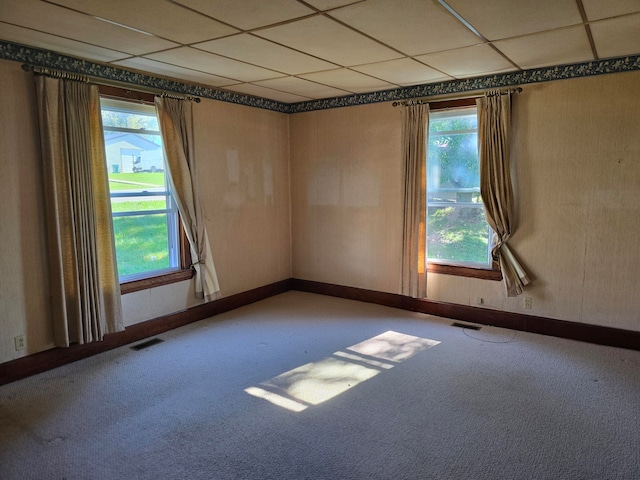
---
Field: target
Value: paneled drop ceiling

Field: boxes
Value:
[1,0,639,104]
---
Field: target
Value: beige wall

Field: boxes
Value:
[290,71,640,332]
[193,100,291,298]
[0,59,291,363]
[290,103,404,293]
[2,55,639,366]
[510,72,640,329]
[0,59,51,363]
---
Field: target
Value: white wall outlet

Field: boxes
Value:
[522,297,533,309]
[476,297,484,305]
[14,335,26,351]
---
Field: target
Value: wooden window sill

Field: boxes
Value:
[428,263,502,281]
[120,268,194,294]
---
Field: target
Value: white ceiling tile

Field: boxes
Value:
[47,0,238,44]
[227,83,312,103]
[255,76,351,99]
[146,47,284,82]
[590,13,640,58]
[445,0,583,41]
[299,68,396,93]
[113,57,237,87]
[172,0,314,30]
[352,58,452,86]
[329,0,482,56]
[0,0,178,55]
[304,0,362,10]
[493,26,594,69]
[581,0,640,21]
[415,44,516,78]
[255,15,402,66]
[1,0,639,104]
[194,34,337,74]
[0,22,129,62]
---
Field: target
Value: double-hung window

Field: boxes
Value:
[100,96,186,289]
[426,100,500,279]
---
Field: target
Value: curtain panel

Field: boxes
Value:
[35,76,124,347]
[401,104,429,298]
[477,93,531,297]
[154,97,220,300]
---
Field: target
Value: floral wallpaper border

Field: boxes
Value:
[1,40,639,114]
[291,54,640,112]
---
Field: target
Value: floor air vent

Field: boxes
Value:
[130,338,164,350]
[451,322,482,331]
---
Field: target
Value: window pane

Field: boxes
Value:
[428,126,479,194]
[112,214,171,277]
[429,114,477,132]
[106,130,165,175]
[428,132,479,193]
[427,106,491,267]
[101,98,179,281]
[101,108,159,131]
[427,206,490,264]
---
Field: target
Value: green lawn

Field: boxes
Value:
[427,206,490,264]
[107,155,171,279]
[110,194,171,277]
[108,172,165,190]
[112,213,170,277]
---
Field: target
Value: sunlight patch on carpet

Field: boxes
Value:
[245,331,440,412]
[244,387,308,413]
[347,330,440,362]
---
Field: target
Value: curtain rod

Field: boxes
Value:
[22,64,201,103]
[392,87,522,107]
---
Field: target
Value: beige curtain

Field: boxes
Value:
[401,104,429,298]
[155,97,220,300]
[35,76,124,347]
[477,92,530,297]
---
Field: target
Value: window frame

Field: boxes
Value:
[426,97,501,281]
[99,85,193,294]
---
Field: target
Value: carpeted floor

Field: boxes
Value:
[1,291,638,480]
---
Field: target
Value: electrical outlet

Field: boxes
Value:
[522,297,533,309]
[476,297,484,305]
[14,335,26,351]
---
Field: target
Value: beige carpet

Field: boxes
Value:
[0,291,638,479]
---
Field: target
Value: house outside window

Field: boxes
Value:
[101,98,180,282]
[426,103,493,271]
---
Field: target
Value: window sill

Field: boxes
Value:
[120,268,194,295]
[428,263,502,281]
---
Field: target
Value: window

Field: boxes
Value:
[100,93,192,292]
[426,100,500,280]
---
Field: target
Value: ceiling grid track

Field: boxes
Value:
[575,0,599,60]
[435,0,522,71]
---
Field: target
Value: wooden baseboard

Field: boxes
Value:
[0,279,292,386]
[291,278,640,351]
[4,277,638,386]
